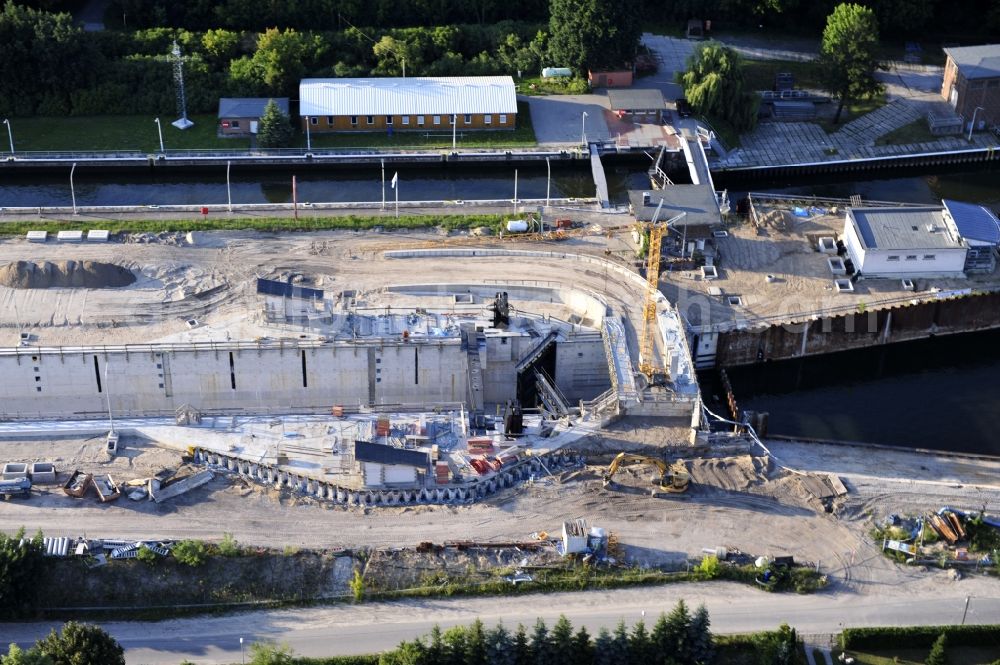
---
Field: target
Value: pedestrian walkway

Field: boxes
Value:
[639,33,999,171]
[801,634,836,665]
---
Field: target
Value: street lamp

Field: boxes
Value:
[70,162,78,215]
[581,111,588,147]
[240,637,245,664]
[305,116,312,151]
[2,118,13,154]
[153,117,164,154]
[968,106,984,141]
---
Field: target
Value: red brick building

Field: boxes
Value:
[941,44,1000,131]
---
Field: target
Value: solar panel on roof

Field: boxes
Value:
[943,199,1000,245]
[256,277,324,300]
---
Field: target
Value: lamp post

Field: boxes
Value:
[2,118,13,154]
[226,161,232,213]
[545,156,551,208]
[240,637,245,664]
[153,117,164,153]
[70,163,78,215]
[581,111,588,147]
[961,595,971,625]
[968,106,984,141]
[305,116,312,151]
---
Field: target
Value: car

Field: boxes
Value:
[675,98,693,118]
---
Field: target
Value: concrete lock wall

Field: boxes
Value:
[556,335,612,402]
[0,341,469,419]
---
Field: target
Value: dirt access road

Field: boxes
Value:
[4,582,999,664]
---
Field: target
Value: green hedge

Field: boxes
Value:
[841,624,1000,650]
[295,656,379,665]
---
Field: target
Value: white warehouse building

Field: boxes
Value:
[843,207,967,278]
[843,202,1000,278]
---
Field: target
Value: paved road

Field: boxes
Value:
[4,582,997,664]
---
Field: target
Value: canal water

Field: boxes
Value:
[700,328,1000,456]
[0,161,658,207]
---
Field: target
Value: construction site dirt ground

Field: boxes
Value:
[3,431,1000,599]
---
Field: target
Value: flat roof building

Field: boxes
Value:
[608,88,664,121]
[843,206,975,278]
[299,76,518,133]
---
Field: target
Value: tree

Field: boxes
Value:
[547,0,641,72]
[171,539,208,567]
[678,41,759,133]
[628,621,653,664]
[926,632,948,665]
[664,599,692,664]
[688,605,714,665]
[247,642,295,665]
[465,619,487,665]
[373,35,421,76]
[1,644,53,665]
[549,616,574,665]
[571,627,593,665]
[35,622,125,665]
[529,619,552,665]
[0,528,45,619]
[817,3,882,124]
[484,623,515,665]
[512,625,531,665]
[256,98,292,148]
[378,640,427,665]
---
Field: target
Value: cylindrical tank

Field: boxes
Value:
[542,67,572,78]
[506,220,529,233]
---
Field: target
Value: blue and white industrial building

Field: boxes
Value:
[842,200,1000,278]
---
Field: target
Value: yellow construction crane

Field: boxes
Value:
[602,452,690,494]
[637,208,687,383]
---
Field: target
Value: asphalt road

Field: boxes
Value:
[4,582,998,664]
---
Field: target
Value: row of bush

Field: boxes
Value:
[841,624,1000,650]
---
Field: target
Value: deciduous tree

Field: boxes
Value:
[34,622,125,665]
[817,3,882,124]
[547,0,640,72]
[679,42,759,132]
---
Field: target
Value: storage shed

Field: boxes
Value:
[354,440,429,488]
[218,98,289,136]
[299,76,517,132]
[607,89,664,122]
[941,44,1000,130]
[589,69,633,88]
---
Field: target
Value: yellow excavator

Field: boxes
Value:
[602,453,690,494]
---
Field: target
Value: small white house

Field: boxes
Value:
[354,440,428,488]
[843,207,968,278]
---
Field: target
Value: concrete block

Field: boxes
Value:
[151,470,213,503]
[56,230,84,242]
[2,463,28,480]
[29,462,57,483]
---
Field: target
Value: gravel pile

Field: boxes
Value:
[0,260,136,288]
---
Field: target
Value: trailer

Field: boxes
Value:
[62,469,93,498]
[93,475,121,503]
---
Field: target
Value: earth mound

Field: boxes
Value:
[0,260,137,289]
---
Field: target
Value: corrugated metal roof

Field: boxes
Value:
[256,277,323,300]
[218,98,289,118]
[943,199,1000,245]
[354,440,428,467]
[299,77,517,117]
[943,44,1000,79]
[849,207,962,250]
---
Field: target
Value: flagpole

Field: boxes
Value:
[395,177,399,218]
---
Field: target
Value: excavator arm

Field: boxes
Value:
[602,452,690,493]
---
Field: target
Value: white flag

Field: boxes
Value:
[391,172,398,189]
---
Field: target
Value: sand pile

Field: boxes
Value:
[0,260,136,289]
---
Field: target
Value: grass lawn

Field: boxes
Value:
[6,102,537,153]
[741,58,825,92]
[515,76,589,96]
[875,117,938,146]
[817,93,887,133]
[300,101,536,150]
[7,114,248,152]
[840,646,1000,664]
[700,114,741,150]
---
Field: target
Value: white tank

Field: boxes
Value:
[542,67,572,78]
[506,220,529,233]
